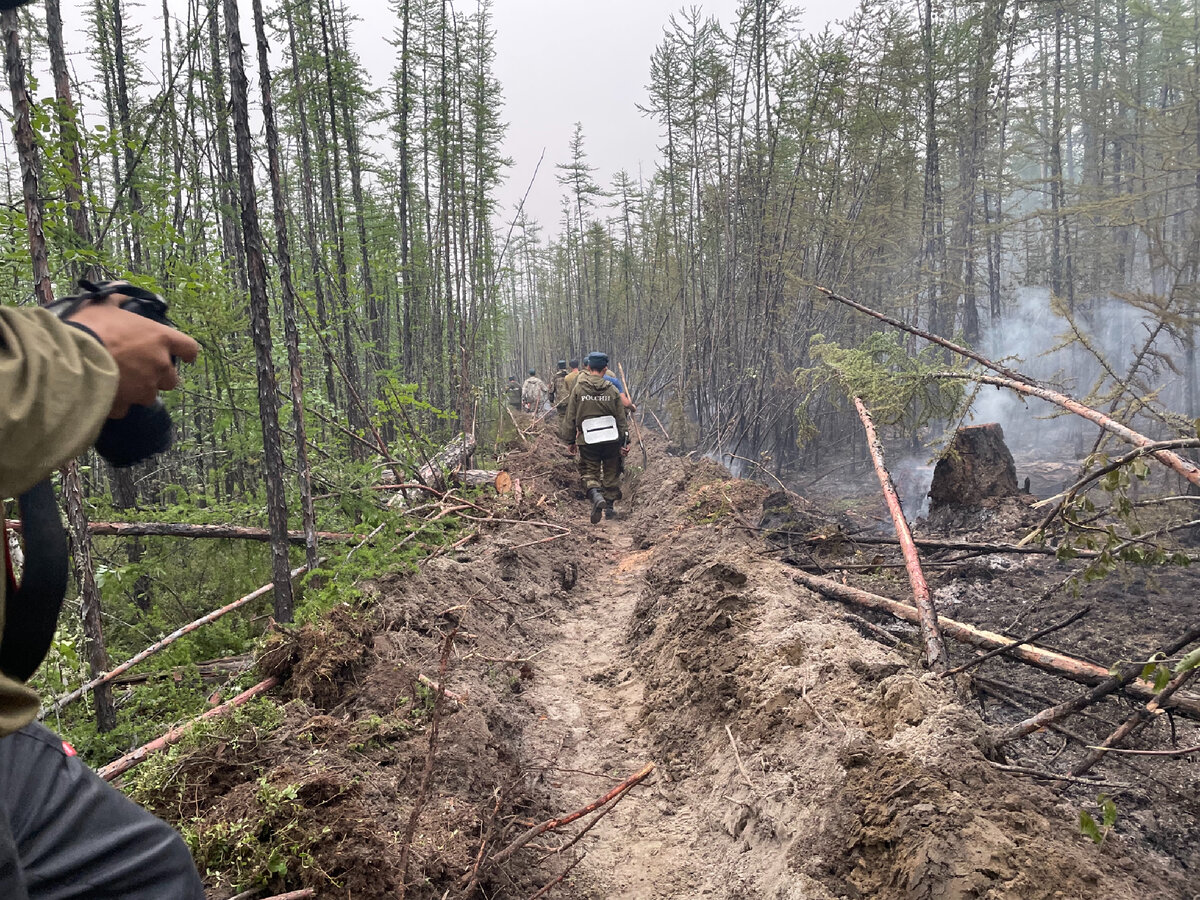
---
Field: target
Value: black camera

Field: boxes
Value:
[48,279,177,468]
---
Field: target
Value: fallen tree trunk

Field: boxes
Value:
[854,397,948,671]
[98,677,277,781]
[5,520,357,544]
[41,561,317,719]
[416,433,477,491]
[453,469,512,493]
[935,372,1200,489]
[792,570,1200,717]
[795,533,1092,557]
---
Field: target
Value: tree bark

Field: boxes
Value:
[854,397,948,671]
[224,0,295,622]
[792,570,1200,717]
[253,0,318,573]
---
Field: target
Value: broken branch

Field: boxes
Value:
[791,571,1200,716]
[814,285,1036,384]
[487,762,655,868]
[943,607,1091,676]
[994,625,1200,744]
[1070,667,1200,778]
[99,677,278,781]
[42,562,317,719]
[854,397,948,671]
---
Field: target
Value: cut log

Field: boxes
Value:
[452,469,512,493]
[416,433,478,491]
[929,423,1019,510]
[792,570,1200,717]
[853,397,948,671]
[5,520,357,544]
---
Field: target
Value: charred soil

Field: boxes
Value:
[132,420,1195,898]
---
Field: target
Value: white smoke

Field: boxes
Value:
[968,287,1182,458]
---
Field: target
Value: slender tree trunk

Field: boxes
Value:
[284,2,337,412]
[223,0,295,621]
[254,0,318,573]
[46,0,95,281]
[111,0,144,270]
[6,8,115,729]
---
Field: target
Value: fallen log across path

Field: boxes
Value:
[5,519,357,544]
[99,677,278,781]
[41,561,318,719]
[853,396,948,671]
[791,570,1200,718]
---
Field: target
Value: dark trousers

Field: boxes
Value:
[578,442,623,501]
[0,723,205,899]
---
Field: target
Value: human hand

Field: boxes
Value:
[567,443,578,457]
[621,445,630,457]
[67,297,199,418]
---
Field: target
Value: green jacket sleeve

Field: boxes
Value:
[0,307,118,498]
[615,395,628,445]
[558,385,578,444]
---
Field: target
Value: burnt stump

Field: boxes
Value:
[929,423,1019,510]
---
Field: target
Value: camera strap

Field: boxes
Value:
[0,483,69,683]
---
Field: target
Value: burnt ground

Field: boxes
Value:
[797,458,1200,885]
[125,420,1196,899]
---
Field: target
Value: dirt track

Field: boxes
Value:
[140,421,1196,899]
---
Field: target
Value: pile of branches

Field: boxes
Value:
[791,287,1200,784]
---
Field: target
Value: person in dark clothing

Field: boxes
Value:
[0,296,205,899]
[558,351,629,523]
[505,375,522,409]
[549,360,569,410]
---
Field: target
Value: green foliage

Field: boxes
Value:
[794,332,966,444]
[1079,795,1118,846]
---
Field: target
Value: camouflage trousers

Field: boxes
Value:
[577,443,623,501]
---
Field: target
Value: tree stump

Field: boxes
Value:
[929,423,1019,510]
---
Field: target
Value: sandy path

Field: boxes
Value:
[519,527,709,899]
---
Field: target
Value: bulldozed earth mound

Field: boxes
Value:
[128,420,1193,898]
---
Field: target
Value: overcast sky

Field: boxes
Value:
[349,0,845,232]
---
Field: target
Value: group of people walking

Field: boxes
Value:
[505,354,636,524]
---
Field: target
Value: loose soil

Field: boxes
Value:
[135,420,1196,898]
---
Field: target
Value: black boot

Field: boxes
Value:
[604,501,617,520]
[588,488,605,524]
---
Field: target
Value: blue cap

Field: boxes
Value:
[585,351,609,369]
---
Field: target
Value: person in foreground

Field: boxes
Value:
[0,293,205,899]
[558,351,629,523]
